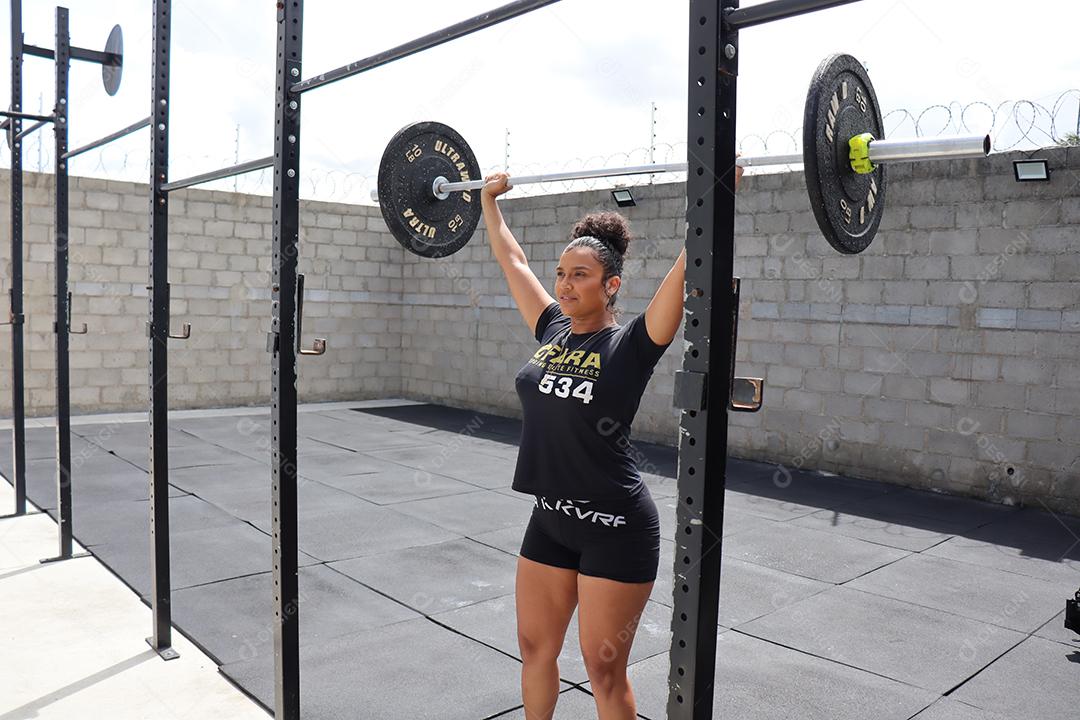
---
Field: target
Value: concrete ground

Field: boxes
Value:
[1,399,1078,719]
[0,482,269,719]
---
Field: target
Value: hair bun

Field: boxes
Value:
[570,211,631,257]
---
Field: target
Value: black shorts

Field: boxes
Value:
[519,486,660,583]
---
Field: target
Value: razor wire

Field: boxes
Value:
[3,92,1078,206]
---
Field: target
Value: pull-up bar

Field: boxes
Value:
[62,116,150,160]
[160,155,273,192]
[725,0,866,29]
[0,108,54,123]
[291,0,562,94]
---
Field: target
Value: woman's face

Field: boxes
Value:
[555,246,620,317]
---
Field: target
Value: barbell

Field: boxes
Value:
[375,54,991,258]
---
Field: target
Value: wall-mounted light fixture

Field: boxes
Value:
[1013,159,1050,182]
[611,188,636,207]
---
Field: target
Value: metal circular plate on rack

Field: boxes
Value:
[377,121,482,258]
[102,25,123,96]
[802,53,887,254]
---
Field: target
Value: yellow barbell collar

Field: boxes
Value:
[848,132,875,175]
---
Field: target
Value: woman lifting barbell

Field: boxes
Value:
[481,166,742,720]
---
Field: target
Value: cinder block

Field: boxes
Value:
[907,400,952,429]
[839,419,879,444]
[763,364,802,389]
[863,397,906,422]
[1006,411,1058,440]
[84,192,121,211]
[929,378,971,405]
[928,229,977,254]
[883,375,926,401]
[1029,282,1080,310]
[1025,441,1080,470]
[976,308,1017,329]
[860,257,904,280]
[1000,357,1055,385]
[976,227,1025,254]
[802,369,840,393]
[1016,309,1061,331]
[977,382,1027,410]
[841,372,883,396]
[911,206,956,230]
[844,281,884,304]
[1003,200,1059,227]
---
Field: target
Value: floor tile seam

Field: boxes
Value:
[319,561,438,621]
[172,567,275,594]
[781,517,962,553]
[793,503,1010,536]
[729,626,943,695]
[320,533,519,571]
[463,533,526,561]
[918,543,1080,584]
[215,663,274,715]
[156,488,275,540]
[713,552,848,585]
[174,427,270,465]
[422,612,540,677]
[939,633,1031,701]
[733,516,923,559]
[722,583,836,631]
[836,583,1060,636]
[305,475,494,507]
[346,447,516,489]
[1030,630,1080,650]
[427,589,519,619]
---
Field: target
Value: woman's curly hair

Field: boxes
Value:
[566,211,632,316]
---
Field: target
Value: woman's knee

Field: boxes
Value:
[580,646,628,692]
[517,627,564,665]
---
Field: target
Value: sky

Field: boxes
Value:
[1,0,1078,202]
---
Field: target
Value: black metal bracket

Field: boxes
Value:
[671,279,763,414]
[2,290,24,326]
[728,278,762,412]
[66,291,87,334]
[143,284,191,339]
[40,550,90,564]
[144,637,180,661]
[296,274,326,356]
[673,370,708,412]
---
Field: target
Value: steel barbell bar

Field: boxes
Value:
[371,133,988,202]
[430,134,989,196]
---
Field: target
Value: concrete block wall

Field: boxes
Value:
[0,173,403,414]
[722,147,1080,514]
[0,147,1077,513]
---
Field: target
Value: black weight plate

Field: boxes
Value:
[802,54,886,255]
[102,25,123,96]
[377,121,482,258]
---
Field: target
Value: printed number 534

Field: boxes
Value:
[538,374,594,404]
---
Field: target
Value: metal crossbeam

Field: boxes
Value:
[160,156,272,192]
[63,116,150,159]
[725,0,865,28]
[292,0,562,94]
[0,108,53,122]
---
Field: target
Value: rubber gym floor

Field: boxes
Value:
[1,399,1077,719]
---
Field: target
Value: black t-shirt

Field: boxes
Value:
[512,301,672,501]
